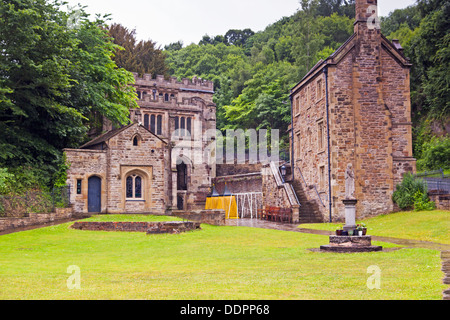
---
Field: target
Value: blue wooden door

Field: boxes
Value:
[88,176,101,213]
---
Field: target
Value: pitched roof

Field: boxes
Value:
[80,122,167,149]
[80,123,134,149]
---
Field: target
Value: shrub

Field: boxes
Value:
[413,191,436,211]
[0,168,15,195]
[416,136,450,171]
[393,173,435,210]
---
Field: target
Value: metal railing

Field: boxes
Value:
[294,166,326,207]
[414,168,450,194]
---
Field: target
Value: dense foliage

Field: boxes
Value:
[382,0,449,171]
[165,0,448,166]
[165,1,355,149]
[0,0,138,190]
[0,0,448,195]
[392,173,435,211]
[108,23,167,78]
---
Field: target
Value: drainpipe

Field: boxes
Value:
[323,65,332,223]
[289,94,295,181]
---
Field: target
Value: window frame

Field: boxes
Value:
[126,174,144,200]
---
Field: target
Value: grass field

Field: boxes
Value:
[300,210,450,245]
[0,213,446,300]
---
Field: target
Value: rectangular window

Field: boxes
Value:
[175,116,179,133]
[150,115,156,134]
[157,115,162,135]
[320,166,325,190]
[306,86,310,108]
[295,133,301,160]
[317,79,323,100]
[76,180,82,195]
[186,117,191,136]
[180,117,185,136]
[144,114,149,130]
[318,121,324,150]
[295,96,300,115]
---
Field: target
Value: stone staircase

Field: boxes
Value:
[291,179,324,224]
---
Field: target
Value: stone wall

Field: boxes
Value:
[174,209,226,226]
[64,124,169,215]
[0,207,74,233]
[429,192,450,211]
[64,149,108,214]
[289,0,415,222]
[213,172,262,195]
[107,125,168,214]
[216,163,263,177]
[70,221,201,234]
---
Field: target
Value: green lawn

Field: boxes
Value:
[0,214,446,300]
[300,210,450,245]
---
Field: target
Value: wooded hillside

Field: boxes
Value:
[0,0,448,193]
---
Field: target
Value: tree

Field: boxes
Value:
[225,29,255,47]
[108,23,167,77]
[0,0,138,187]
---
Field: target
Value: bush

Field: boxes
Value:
[413,191,436,211]
[392,173,435,210]
[0,168,15,195]
[416,136,450,171]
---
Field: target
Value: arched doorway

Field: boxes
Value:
[88,176,102,213]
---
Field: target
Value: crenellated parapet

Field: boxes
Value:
[132,73,214,93]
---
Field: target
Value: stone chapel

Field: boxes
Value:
[288,0,416,221]
[64,75,216,214]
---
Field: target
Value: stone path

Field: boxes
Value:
[225,218,450,300]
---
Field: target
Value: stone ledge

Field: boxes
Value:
[329,235,372,246]
[174,209,225,226]
[320,235,383,253]
[320,245,383,253]
[70,221,201,234]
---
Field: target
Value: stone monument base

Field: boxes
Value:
[320,235,382,253]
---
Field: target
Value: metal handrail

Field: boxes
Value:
[271,162,300,206]
[289,183,301,207]
[294,166,326,207]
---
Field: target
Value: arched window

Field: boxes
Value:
[164,93,169,102]
[126,174,143,199]
[133,136,139,146]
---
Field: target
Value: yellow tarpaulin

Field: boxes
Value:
[205,196,238,219]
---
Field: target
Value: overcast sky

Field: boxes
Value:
[63,0,418,47]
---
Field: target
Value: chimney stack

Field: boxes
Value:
[354,0,380,32]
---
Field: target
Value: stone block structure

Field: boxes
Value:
[289,0,416,222]
[65,75,216,215]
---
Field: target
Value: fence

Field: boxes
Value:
[415,169,450,194]
[0,185,70,218]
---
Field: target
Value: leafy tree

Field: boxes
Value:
[108,23,167,77]
[416,136,450,171]
[225,29,255,47]
[0,0,138,187]
[316,0,355,18]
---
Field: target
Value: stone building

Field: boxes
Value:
[289,0,416,222]
[64,75,216,214]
